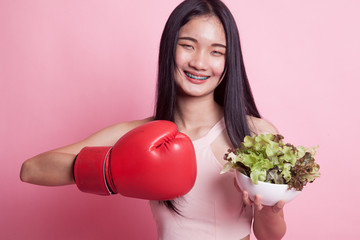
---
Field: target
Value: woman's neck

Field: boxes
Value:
[174,94,223,132]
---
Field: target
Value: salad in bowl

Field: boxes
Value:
[221,133,320,206]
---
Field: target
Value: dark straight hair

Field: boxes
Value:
[154,0,261,213]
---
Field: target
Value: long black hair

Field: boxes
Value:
[154,0,261,213]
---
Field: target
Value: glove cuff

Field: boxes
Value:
[73,146,113,195]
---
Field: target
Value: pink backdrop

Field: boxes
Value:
[1,0,359,239]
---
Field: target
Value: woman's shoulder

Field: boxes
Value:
[246,115,279,135]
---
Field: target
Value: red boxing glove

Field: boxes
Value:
[73,120,197,200]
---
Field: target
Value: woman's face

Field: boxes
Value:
[174,15,226,98]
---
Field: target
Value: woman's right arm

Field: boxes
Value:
[20,118,152,186]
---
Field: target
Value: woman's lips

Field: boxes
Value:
[184,71,210,84]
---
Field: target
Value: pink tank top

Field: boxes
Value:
[150,118,253,240]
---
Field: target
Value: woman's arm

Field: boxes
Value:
[20,118,152,186]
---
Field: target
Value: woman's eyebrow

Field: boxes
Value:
[212,43,226,49]
[178,37,197,42]
[178,37,226,48]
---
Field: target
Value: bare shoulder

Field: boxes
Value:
[52,117,153,154]
[246,115,279,135]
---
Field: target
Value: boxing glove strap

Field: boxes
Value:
[73,146,113,196]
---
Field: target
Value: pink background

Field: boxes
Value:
[1,0,359,239]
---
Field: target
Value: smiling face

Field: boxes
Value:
[174,15,226,98]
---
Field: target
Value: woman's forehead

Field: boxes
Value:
[178,15,226,45]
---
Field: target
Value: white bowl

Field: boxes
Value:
[235,171,301,206]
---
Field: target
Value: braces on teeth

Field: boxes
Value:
[185,72,209,80]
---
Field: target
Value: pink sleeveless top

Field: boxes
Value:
[150,118,253,240]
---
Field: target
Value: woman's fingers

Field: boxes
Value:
[242,190,252,206]
[241,190,262,209]
[241,189,285,214]
[253,194,263,211]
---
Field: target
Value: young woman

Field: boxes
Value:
[20,0,286,239]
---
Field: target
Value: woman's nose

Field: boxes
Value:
[189,50,208,71]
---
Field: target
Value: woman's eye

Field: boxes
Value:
[212,50,225,56]
[180,44,193,50]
